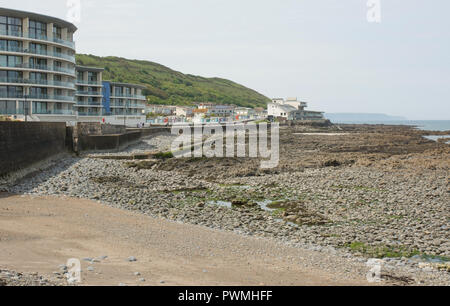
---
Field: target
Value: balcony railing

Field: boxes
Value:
[33,109,75,115]
[0,29,75,49]
[110,103,145,108]
[111,93,146,99]
[0,62,75,75]
[0,77,75,88]
[76,90,102,96]
[0,92,24,99]
[75,101,103,106]
[29,94,75,101]
[0,45,75,62]
[76,80,103,86]
[77,111,107,116]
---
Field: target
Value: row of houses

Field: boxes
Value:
[146,103,267,124]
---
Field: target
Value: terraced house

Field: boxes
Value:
[0,7,147,125]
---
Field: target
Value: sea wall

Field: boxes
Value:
[0,122,67,177]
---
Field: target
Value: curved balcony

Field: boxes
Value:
[0,77,75,89]
[29,93,75,102]
[0,45,75,63]
[0,62,76,76]
[0,29,75,50]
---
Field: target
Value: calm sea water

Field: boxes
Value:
[330,120,450,132]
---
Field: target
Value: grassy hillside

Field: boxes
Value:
[76,54,270,108]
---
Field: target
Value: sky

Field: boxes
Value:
[2,0,449,120]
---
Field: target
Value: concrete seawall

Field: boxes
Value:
[0,122,67,177]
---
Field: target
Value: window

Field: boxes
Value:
[0,70,22,82]
[0,86,23,98]
[32,101,48,113]
[0,100,17,114]
[29,43,47,55]
[114,87,123,96]
[29,57,47,69]
[0,55,22,67]
[29,20,47,40]
[0,16,22,36]
[30,72,47,83]
[30,87,47,98]
[88,72,97,82]
[53,25,62,39]
[0,39,22,51]
[77,71,84,82]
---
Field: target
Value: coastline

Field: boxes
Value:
[1,123,449,286]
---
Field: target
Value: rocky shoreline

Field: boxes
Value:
[4,126,450,286]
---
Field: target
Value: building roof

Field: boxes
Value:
[269,103,298,113]
[107,81,146,90]
[0,7,77,32]
[76,65,104,73]
[193,109,208,113]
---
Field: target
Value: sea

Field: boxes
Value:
[330,120,450,132]
[329,120,450,144]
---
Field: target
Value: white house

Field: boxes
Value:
[175,106,194,117]
[267,103,298,120]
[234,107,255,118]
[268,98,324,121]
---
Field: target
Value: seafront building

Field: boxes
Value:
[268,97,324,121]
[0,7,77,122]
[75,65,105,121]
[0,7,147,126]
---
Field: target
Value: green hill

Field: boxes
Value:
[75,54,270,108]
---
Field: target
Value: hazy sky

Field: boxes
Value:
[2,0,449,119]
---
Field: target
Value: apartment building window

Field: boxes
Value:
[32,101,47,113]
[77,71,84,82]
[0,39,22,52]
[29,20,47,40]
[0,16,22,36]
[30,87,47,98]
[114,87,123,96]
[29,43,47,55]
[0,70,22,81]
[30,72,47,84]
[54,61,62,70]
[0,85,23,98]
[53,25,62,39]
[0,100,16,114]
[0,55,23,67]
[88,72,97,83]
[29,57,46,69]
[54,46,62,56]
[54,74,62,82]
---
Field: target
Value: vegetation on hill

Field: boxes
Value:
[76,54,270,108]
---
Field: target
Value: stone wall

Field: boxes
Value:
[0,122,67,177]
